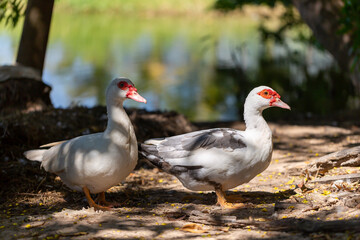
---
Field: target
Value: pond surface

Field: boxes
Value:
[0,9,349,121]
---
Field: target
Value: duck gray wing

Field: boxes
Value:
[140,128,246,172]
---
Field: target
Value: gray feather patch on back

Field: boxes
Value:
[140,128,246,161]
[158,128,246,158]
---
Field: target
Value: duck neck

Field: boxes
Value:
[243,101,271,136]
[105,99,132,136]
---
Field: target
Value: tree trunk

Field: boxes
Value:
[16,0,54,76]
[292,0,360,92]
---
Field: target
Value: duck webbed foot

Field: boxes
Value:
[82,187,112,211]
[215,187,247,209]
[95,192,122,207]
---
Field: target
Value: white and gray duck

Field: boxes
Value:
[140,86,290,208]
[24,77,146,211]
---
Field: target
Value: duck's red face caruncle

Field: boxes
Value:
[257,88,290,110]
[117,81,147,103]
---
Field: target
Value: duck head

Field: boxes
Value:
[246,86,290,111]
[106,77,147,104]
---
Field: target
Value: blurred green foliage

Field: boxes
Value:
[0,0,24,27]
[1,0,358,69]
[214,0,360,69]
[211,0,357,119]
[44,11,257,120]
[0,0,215,28]
[56,0,212,14]
[0,0,356,120]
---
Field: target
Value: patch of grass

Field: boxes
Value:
[55,0,216,15]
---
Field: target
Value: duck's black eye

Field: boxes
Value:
[257,89,273,99]
[117,81,127,89]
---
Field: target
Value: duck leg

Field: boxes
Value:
[82,187,111,211]
[95,192,121,207]
[215,187,246,209]
[223,193,250,203]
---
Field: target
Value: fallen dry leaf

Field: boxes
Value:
[180,223,207,233]
[219,226,230,232]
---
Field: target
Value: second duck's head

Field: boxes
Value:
[246,86,290,112]
[106,77,147,104]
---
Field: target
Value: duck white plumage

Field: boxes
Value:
[24,77,146,211]
[140,86,290,208]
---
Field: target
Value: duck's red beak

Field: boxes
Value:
[126,89,147,103]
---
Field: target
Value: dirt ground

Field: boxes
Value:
[1,108,360,239]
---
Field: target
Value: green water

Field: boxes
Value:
[0,6,353,121]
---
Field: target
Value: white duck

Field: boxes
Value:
[24,77,146,211]
[140,86,290,208]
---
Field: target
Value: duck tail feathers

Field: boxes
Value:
[24,149,46,162]
[139,143,171,172]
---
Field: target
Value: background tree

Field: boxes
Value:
[16,0,54,76]
[0,0,54,116]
